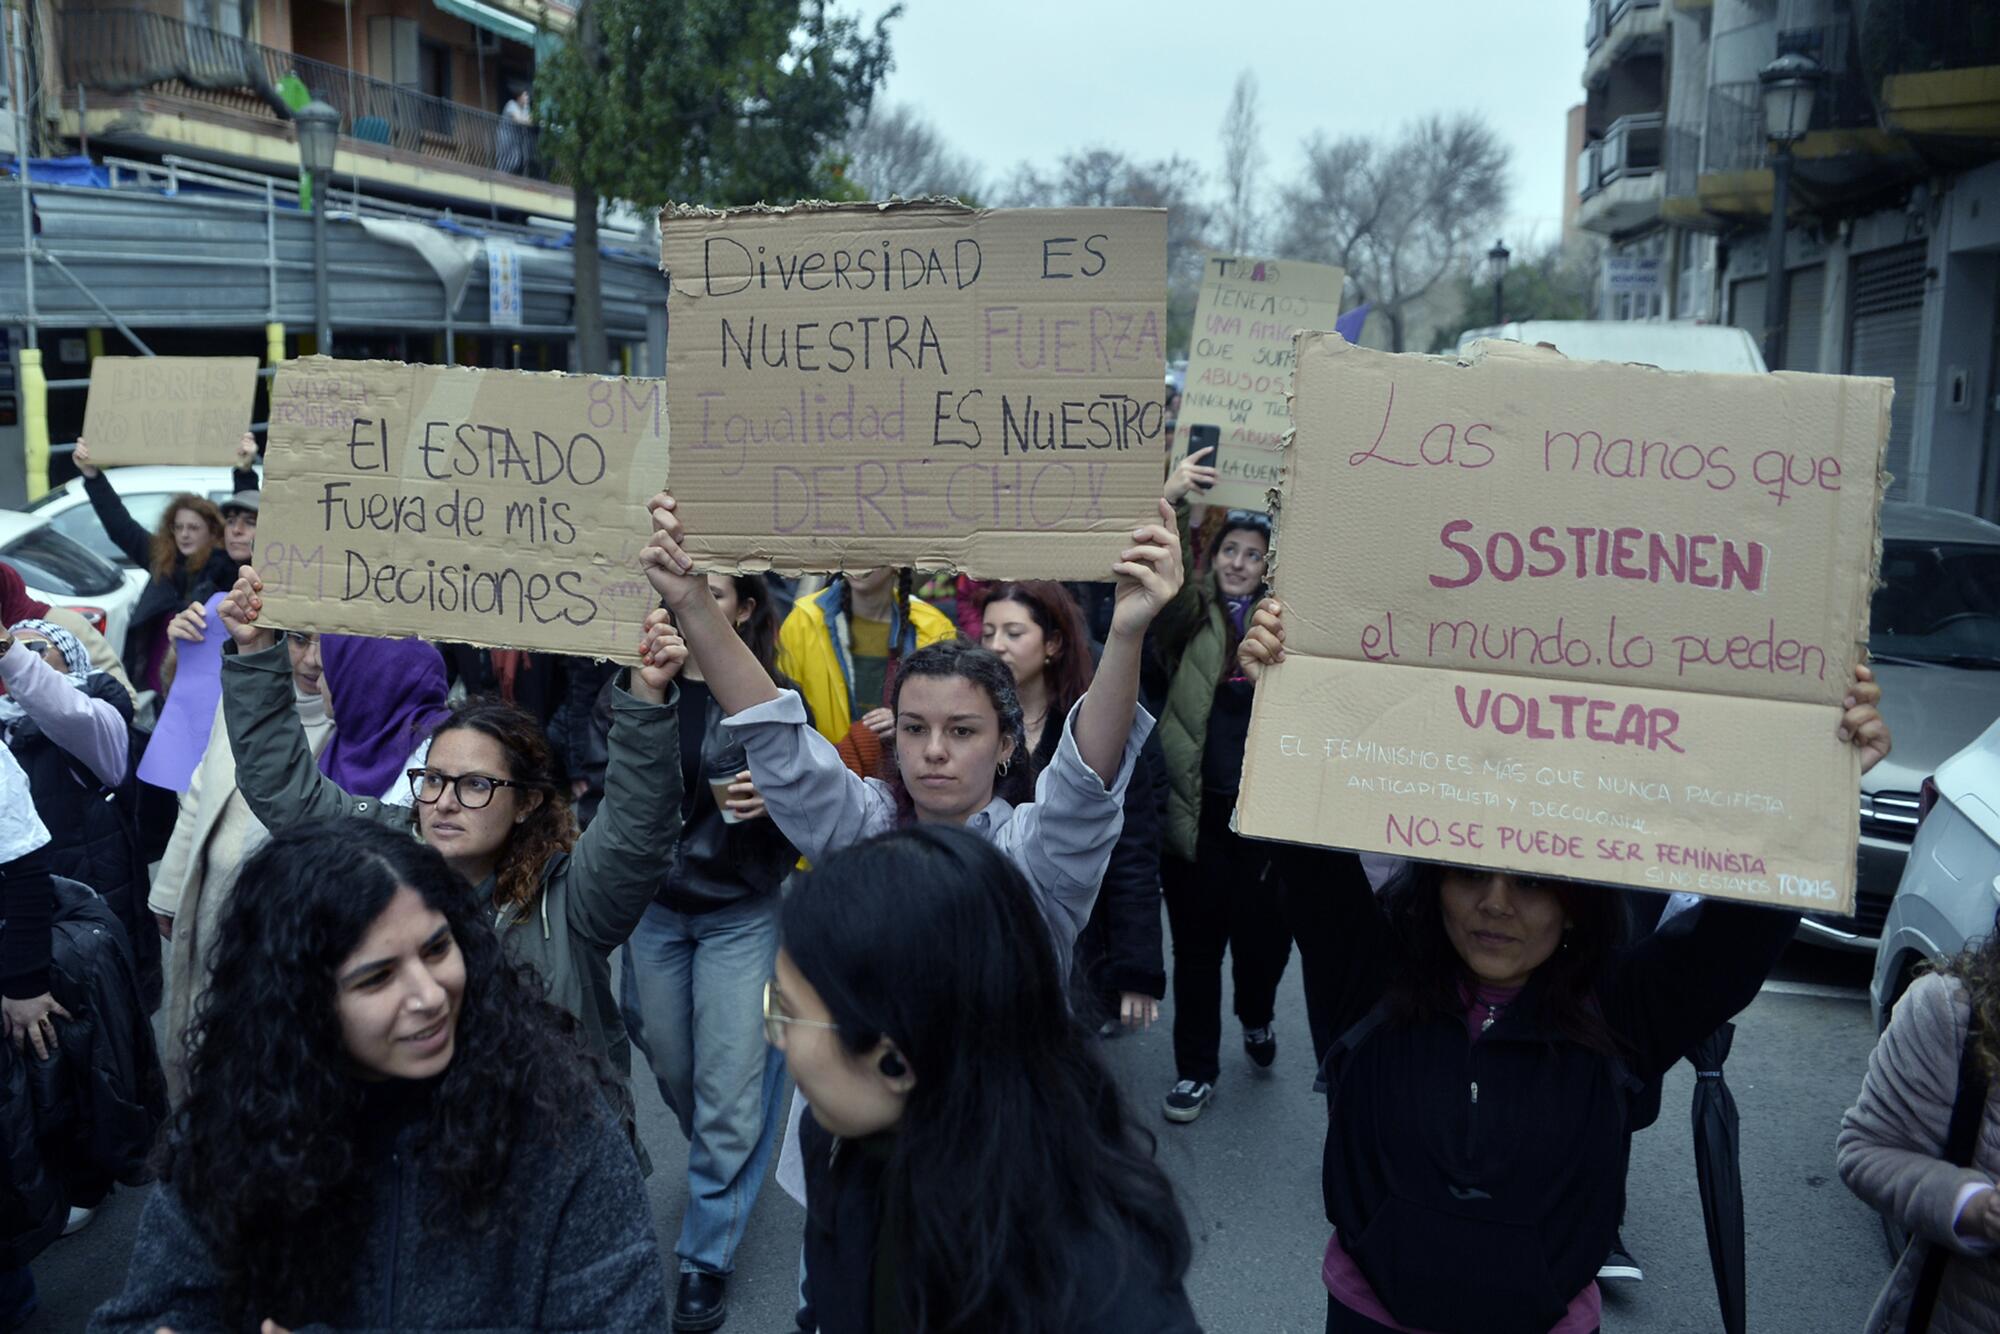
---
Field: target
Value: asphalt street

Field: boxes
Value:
[36,937,1892,1333]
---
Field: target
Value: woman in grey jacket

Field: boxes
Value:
[212,567,686,1074]
[90,821,668,1333]
[1840,939,2000,1333]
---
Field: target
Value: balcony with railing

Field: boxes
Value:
[1864,0,2000,147]
[1586,0,1666,85]
[1576,113,1664,236]
[1692,17,1923,217]
[58,9,562,206]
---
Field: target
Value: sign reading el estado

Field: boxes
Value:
[256,357,668,660]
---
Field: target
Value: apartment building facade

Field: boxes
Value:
[1574,0,2000,517]
[0,0,669,503]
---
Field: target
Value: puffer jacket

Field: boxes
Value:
[1151,501,1234,864]
[1840,972,2000,1334]
[2,877,167,1268]
[776,579,957,745]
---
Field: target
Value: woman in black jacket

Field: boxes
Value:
[72,436,258,693]
[981,580,1167,1032]
[90,820,667,1333]
[774,827,1200,1334]
[1239,601,1892,1334]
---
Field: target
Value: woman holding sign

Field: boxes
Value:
[73,436,258,694]
[1239,600,1892,1334]
[213,567,687,1075]
[639,491,1176,960]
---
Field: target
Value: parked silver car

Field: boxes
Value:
[1800,503,2000,950]
[1870,716,2000,1031]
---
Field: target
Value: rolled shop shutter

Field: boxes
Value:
[1782,262,1823,372]
[1727,275,1765,337]
[1847,243,1927,501]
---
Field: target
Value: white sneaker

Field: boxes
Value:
[62,1205,96,1237]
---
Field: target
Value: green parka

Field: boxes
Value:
[1153,501,1236,864]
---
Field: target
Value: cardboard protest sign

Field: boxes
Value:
[661,201,1168,577]
[256,357,668,661]
[81,356,260,466]
[1177,254,1344,510]
[1236,337,1890,912]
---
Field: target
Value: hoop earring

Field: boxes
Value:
[997,759,1010,776]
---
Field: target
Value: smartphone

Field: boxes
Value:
[1186,424,1220,486]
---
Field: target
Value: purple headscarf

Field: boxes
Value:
[316,635,453,800]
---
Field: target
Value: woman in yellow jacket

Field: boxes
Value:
[776,569,957,757]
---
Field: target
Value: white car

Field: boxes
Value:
[26,465,255,571]
[1870,716,2000,1032]
[0,509,144,650]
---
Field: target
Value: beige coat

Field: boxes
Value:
[149,689,331,1101]
[1839,972,2000,1334]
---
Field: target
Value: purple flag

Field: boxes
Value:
[1334,302,1372,344]
[137,592,229,792]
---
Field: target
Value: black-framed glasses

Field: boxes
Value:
[762,978,839,1049]
[407,768,526,809]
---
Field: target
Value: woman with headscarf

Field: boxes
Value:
[0,561,133,703]
[71,436,256,693]
[151,609,331,1103]
[313,634,454,806]
[0,620,148,986]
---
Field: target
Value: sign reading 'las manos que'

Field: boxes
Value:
[1236,337,1892,912]
[660,201,1169,578]
[256,357,668,661]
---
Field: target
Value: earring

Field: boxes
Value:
[997,759,1010,776]
[879,1052,907,1079]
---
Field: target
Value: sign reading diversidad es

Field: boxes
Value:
[1176,254,1344,511]
[1235,337,1891,912]
[661,201,1168,577]
[256,357,668,660]
[81,356,261,467]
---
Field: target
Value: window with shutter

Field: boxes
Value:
[1847,243,1927,501]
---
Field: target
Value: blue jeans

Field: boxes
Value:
[620,893,787,1276]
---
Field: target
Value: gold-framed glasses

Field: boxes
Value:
[762,978,839,1049]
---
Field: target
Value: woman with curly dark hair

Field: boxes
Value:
[775,826,1199,1334]
[88,819,668,1332]
[212,566,687,1072]
[1841,911,2000,1331]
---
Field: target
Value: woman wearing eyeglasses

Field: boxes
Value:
[764,826,1200,1334]
[212,567,688,1074]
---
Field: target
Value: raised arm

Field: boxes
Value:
[216,567,387,827]
[640,492,781,717]
[1151,446,1215,652]
[232,430,260,495]
[75,441,153,569]
[1073,498,1182,785]
[0,636,129,787]
[561,611,686,952]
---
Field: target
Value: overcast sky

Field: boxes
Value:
[872,1,1584,256]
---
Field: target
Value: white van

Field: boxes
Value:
[1454,320,1768,375]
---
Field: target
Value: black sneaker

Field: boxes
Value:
[1598,1236,1643,1282]
[1163,1079,1214,1123]
[1244,1024,1277,1069]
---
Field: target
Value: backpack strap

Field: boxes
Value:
[1907,1005,1988,1333]
[1317,1000,1393,1105]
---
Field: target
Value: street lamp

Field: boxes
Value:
[1486,239,1510,326]
[294,99,340,353]
[1758,52,1822,371]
